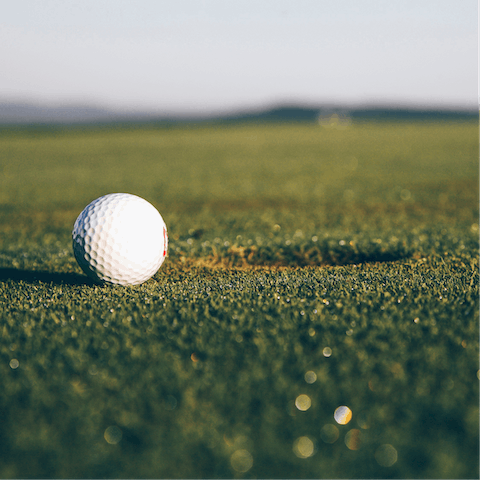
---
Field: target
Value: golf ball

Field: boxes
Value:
[72,193,168,285]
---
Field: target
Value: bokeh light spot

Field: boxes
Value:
[165,395,177,410]
[400,189,412,201]
[356,411,371,429]
[223,433,235,447]
[293,436,315,458]
[375,444,398,467]
[295,394,312,411]
[9,359,19,369]
[320,424,339,444]
[304,371,317,384]
[104,426,122,444]
[334,406,352,425]
[230,449,253,472]
[323,347,332,357]
[344,429,362,450]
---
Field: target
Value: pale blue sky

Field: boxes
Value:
[1,0,477,112]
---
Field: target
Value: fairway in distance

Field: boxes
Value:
[72,193,168,285]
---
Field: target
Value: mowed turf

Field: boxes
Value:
[0,120,478,478]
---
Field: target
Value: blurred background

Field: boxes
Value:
[0,0,477,124]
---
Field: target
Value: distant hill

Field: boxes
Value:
[0,102,158,125]
[0,101,477,126]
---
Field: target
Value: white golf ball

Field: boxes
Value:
[72,193,168,285]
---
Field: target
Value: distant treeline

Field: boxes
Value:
[219,106,478,124]
[348,107,478,122]
[0,102,477,129]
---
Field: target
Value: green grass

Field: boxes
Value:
[0,120,478,478]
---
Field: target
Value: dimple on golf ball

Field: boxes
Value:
[72,193,168,285]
